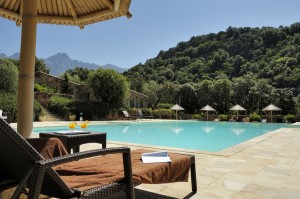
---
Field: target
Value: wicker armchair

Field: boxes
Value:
[0,118,135,199]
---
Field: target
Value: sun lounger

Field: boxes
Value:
[0,110,7,120]
[137,109,155,120]
[0,110,10,123]
[0,118,197,198]
[122,110,138,120]
[0,118,134,199]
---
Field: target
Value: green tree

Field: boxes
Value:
[296,94,300,114]
[123,23,300,108]
[35,57,49,73]
[64,67,90,83]
[61,73,69,94]
[159,82,179,104]
[129,72,144,92]
[231,74,256,110]
[211,79,232,114]
[247,79,273,113]
[143,81,162,108]
[176,83,197,113]
[88,68,129,108]
[232,55,246,77]
[0,91,17,122]
[261,28,286,47]
[0,59,18,94]
[194,80,213,109]
[272,88,296,114]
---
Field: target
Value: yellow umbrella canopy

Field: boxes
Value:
[0,0,132,28]
[0,0,132,138]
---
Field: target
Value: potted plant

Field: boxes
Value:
[38,112,46,122]
[68,112,76,121]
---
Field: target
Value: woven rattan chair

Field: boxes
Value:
[0,118,135,199]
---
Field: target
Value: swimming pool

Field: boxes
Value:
[33,121,295,152]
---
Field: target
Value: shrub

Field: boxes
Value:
[156,103,172,109]
[219,114,228,121]
[142,108,155,116]
[0,92,42,122]
[0,91,17,122]
[34,83,47,92]
[192,114,202,120]
[152,109,173,119]
[88,68,129,108]
[249,112,261,122]
[48,95,72,118]
[68,101,109,120]
[0,59,18,94]
[33,100,43,121]
[283,114,295,123]
[34,83,57,93]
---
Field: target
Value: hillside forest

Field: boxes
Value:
[123,23,300,115]
[1,23,300,118]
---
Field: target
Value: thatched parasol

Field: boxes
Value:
[170,104,185,120]
[0,0,132,138]
[262,104,282,123]
[229,104,246,121]
[201,105,216,121]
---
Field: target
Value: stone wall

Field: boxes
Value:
[34,91,73,107]
[35,71,94,101]
[35,71,149,107]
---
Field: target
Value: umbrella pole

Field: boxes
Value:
[271,111,273,123]
[206,111,208,121]
[17,0,38,138]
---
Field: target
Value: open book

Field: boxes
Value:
[141,151,171,163]
[54,130,91,135]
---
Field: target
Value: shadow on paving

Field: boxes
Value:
[107,188,196,199]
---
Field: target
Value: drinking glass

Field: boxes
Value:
[69,122,77,131]
[80,122,88,131]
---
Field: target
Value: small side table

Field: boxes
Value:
[39,132,106,153]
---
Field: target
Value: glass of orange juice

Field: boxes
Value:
[80,122,88,131]
[68,122,77,130]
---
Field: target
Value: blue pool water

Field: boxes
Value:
[33,121,295,152]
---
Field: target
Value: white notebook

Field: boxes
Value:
[54,130,90,135]
[141,151,171,163]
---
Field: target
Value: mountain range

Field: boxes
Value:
[0,52,126,75]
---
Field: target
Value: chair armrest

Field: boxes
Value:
[36,147,131,168]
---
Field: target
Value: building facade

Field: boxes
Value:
[35,71,148,108]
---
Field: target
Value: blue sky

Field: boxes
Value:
[1,0,300,69]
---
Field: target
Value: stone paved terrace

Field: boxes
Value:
[7,121,300,199]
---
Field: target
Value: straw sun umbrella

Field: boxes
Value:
[171,104,185,120]
[262,104,282,123]
[229,104,246,121]
[0,0,132,138]
[201,105,216,121]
